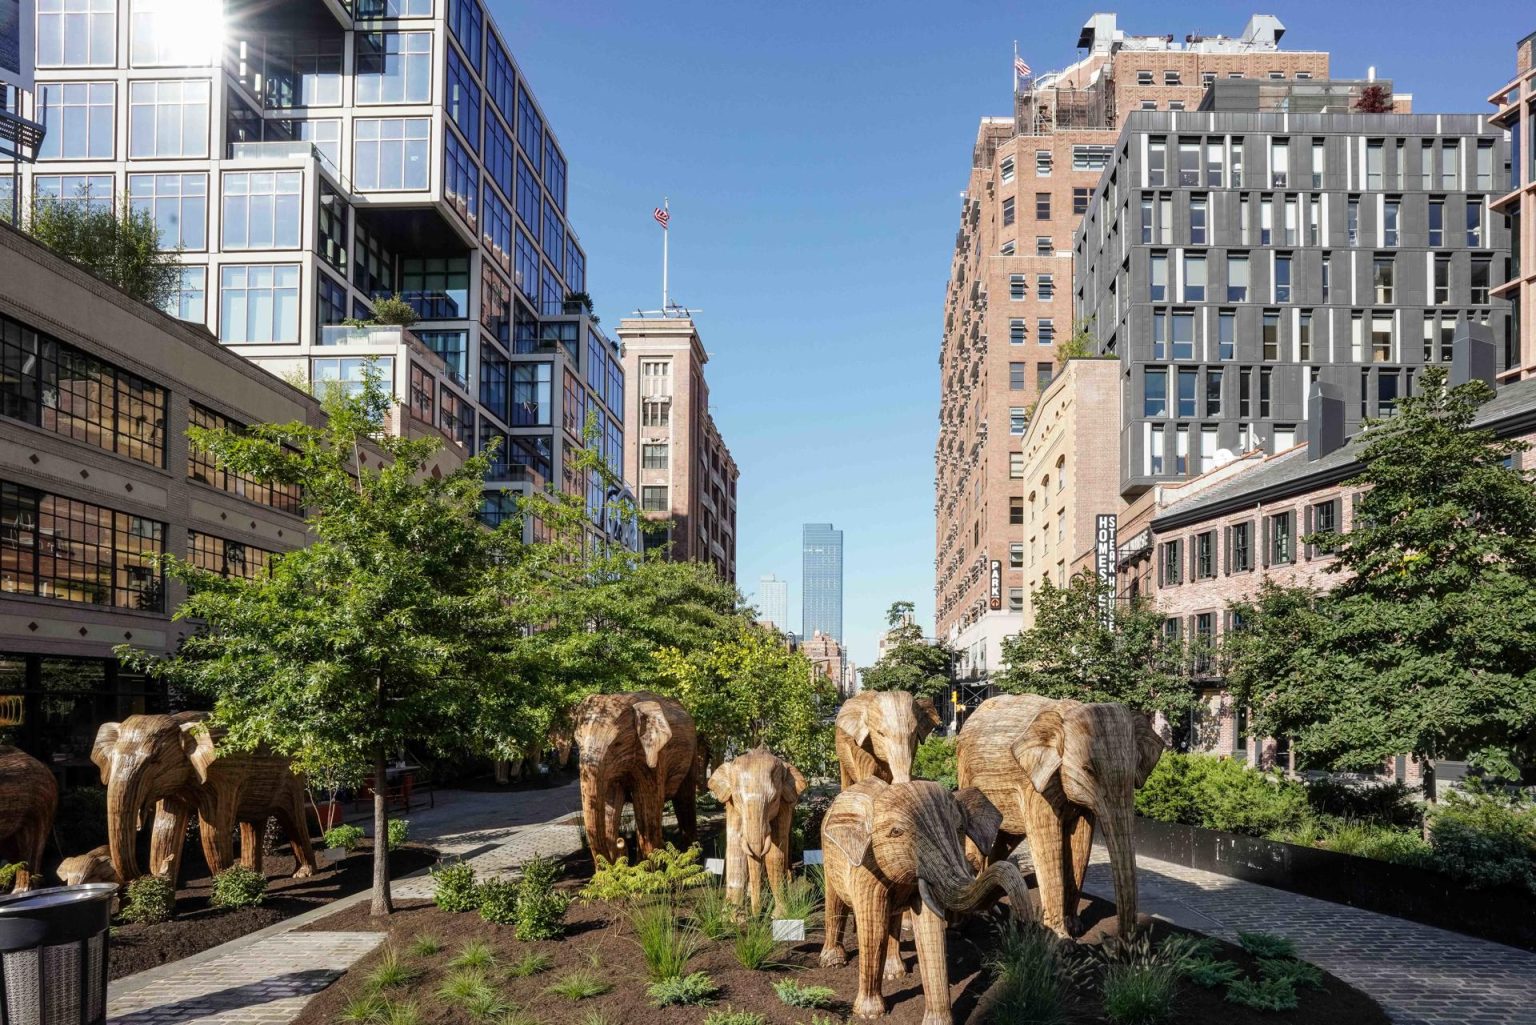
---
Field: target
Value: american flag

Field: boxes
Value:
[1014,55,1032,78]
[653,206,670,229]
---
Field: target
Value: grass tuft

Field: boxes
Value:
[732,913,780,970]
[689,884,736,940]
[406,935,442,958]
[506,951,555,979]
[437,967,495,1007]
[364,949,421,991]
[629,901,705,981]
[1226,976,1300,1012]
[702,1009,767,1025]
[449,939,498,970]
[1101,963,1177,1025]
[772,875,823,926]
[545,969,612,1001]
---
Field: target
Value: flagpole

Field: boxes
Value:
[662,197,670,312]
[1013,40,1019,94]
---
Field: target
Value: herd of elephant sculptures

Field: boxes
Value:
[0,689,1164,1024]
[572,688,1166,1025]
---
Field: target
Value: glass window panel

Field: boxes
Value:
[218,264,301,343]
[37,0,115,67]
[356,32,432,104]
[352,118,430,191]
[128,172,207,250]
[128,79,209,158]
[37,82,114,159]
[221,171,302,249]
[130,0,219,66]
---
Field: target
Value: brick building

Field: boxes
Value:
[1490,31,1536,378]
[618,315,738,581]
[802,629,854,700]
[937,13,1342,691]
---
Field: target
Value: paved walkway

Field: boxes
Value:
[106,781,587,1025]
[1082,850,1536,1025]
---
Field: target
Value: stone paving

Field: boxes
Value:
[1082,849,1536,1025]
[106,781,587,1025]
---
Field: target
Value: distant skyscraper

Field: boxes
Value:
[802,523,844,643]
[758,574,790,632]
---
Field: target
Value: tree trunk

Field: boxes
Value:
[371,747,393,916]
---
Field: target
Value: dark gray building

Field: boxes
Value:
[801,522,844,644]
[1073,105,1511,495]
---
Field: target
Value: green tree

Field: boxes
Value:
[28,194,183,308]
[119,368,533,915]
[858,600,953,700]
[1228,369,1536,780]
[995,571,1193,721]
[654,624,836,777]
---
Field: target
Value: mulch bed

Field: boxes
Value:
[109,841,437,981]
[290,864,1388,1025]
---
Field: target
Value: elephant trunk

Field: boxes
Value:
[741,799,772,859]
[106,764,150,881]
[886,737,917,784]
[1097,799,1141,938]
[920,857,1035,922]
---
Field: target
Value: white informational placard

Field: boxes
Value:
[704,857,725,876]
[0,0,35,94]
[771,919,806,942]
[802,849,824,865]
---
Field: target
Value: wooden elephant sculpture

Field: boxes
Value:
[0,745,57,892]
[707,746,806,913]
[820,779,1034,1025]
[58,845,119,886]
[836,690,942,788]
[93,712,318,886]
[573,692,698,863]
[957,695,1165,939]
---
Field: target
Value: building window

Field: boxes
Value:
[641,486,668,512]
[37,0,115,66]
[1262,312,1280,360]
[1035,192,1050,219]
[417,330,467,386]
[517,82,544,168]
[218,264,300,343]
[510,363,551,426]
[1383,199,1400,247]
[1270,511,1294,565]
[1313,499,1337,534]
[1150,252,1167,302]
[1219,311,1235,360]
[1428,199,1444,247]
[164,266,206,323]
[187,404,303,513]
[1010,542,1024,568]
[1137,70,1153,85]
[1000,156,1015,183]
[353,118,430,191]
[1195,531,1215,578]
[407,362,435,423]
[1471,257,1491,305]
[1159,539,1183,586]
[1001,197,1015,227]
[1184,254,1206,302]
[444,130,479,228]
[1008,587,1024,612]
[262,36,342,108]
[1231,521,1253,572]
[1009,497,1024,525]
[1163,70,1180,85]
[317,273,347,335]
[128,172,206,250]
[1009,407,1027,435]
[1467,200,1485,248]
[1009,362,1026,391]
[128,80,209,158]
[1205,368,1223,416]
[1010,274,1027,300]
[188,531,273,582]
[1009,452,1024,479]
[401,256,468,319]
[1274,254,1292,303]
[1,481,165,610]
[1037,274,1055,300]
[642,444,668,469]
[221,171,302,249]
[1072,187,1090,215]
[1035,236,1053,256]
[312,356,392,400]
[999,240,1016,256]
[1009,318,1027,344]
[1144,368,1167,417]
[357,31,432,104]
[1171,311,1193,359]
[1298,312,1312,360]
[1372,314,1394,362]
[1035,149,1052,176]
[1038,319,1056,346]
[1227,253,1249,302]
[641,400,670,427]
[1190,195,1207,244]
[37,83,114,159]
[1036,362,1054,391]
[1373,256,1394,304]
[1177,367,1197,417]
[445,46,481,148]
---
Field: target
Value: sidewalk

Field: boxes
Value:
[1082,849,1536,1025]
[106,781,586,1025]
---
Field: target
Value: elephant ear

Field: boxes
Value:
[823,788,876,867]
[1010,708,1066,795]
[180,721,220,783]
[633,700,673,770]
[90,722,121,785]
[914,697,943,740]
[1134,714,1167,787]
[777,760,808,803]
[835,696,870,745]
[707,761,737,805]
[954,787,1004,854]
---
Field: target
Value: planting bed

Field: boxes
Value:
[110,841,436,980]
[291,863,1387,1025]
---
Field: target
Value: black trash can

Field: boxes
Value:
[0,884,118,1025]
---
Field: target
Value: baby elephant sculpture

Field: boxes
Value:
[573,691,699,863]
[0,745,57,892]
[957,695,1165,939]
[836,690,942,787]
[707,746,807,913]
[57,845,119,886]
[93,712,317,886]
[821,779,1034,1025]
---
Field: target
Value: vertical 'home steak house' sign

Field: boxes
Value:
[1095,513,1117,627]
[989,560,1002,610]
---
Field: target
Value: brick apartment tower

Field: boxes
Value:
[618,315,739,582]
[935,13,1332,685]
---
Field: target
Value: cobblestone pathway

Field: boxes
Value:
[106,783,585,1025]
[1082,850,1536,1025]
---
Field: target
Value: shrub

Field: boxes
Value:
[507,951,554,978]
[580,844,710,903]
[1257,957,1324,992]
[772,980,836,1009]
[1236,931,1295,959]
[0,862,23,894]
[120,875,177,924]
[790,791,832,854]
[733,913,780,970]
[1225,976,1299,1012]
[648,971,718,1006]
[365,948,420,990]
[324,825,366,851]
[702,1010,766,1025]
[210,866,267,909]
[476,878,520,926]
[688,883,736,940]
[1101,963,1177,1025]
[1137,754,1308,837]
[513,856,571,941]
[630,901,704,981]
[914,735,958,790]
[1305,778,1421,829]
[28,195,184,307]
[368,295,420,328]
[432,861,479,912]
[984,922,1084,1025]
[1183,958,1242,989]
[407,935,442,957]
[545,969,612,1000]
[1320,822,1432,866]
[449,939,497,970]
[387,819,410,851]
[1427,784,1536,893]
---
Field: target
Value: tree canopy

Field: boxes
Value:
[1226,369,1536,780]
[29,194,184,308]
[857,600,953,699]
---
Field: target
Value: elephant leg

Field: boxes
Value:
[911,897,956,1025]
[632,779,665,858]
[745,855,764,917]
[1063,812,1095,935]
[239,821,263,873]
[13,816,47,892]
[763,838,790,915]
[1022,792,1071,939]
[820,881,850,967]
[852,888,891,1019]
[673,768,698,847]
[150,798,193,885]
[276,794,317,878]
[604,783,626,861]
[883,911,907,980]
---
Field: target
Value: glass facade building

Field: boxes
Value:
[801,522,844,643]
[8,0,632,543]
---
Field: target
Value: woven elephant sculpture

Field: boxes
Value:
[835,690,942,787]
[0,745,57,892]
[573,691,699,863]
[707,746,806,913]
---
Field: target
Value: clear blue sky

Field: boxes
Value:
[488,0,1531,667]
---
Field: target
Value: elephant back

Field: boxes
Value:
[0,747,57,823]
[956,694,1063,835]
